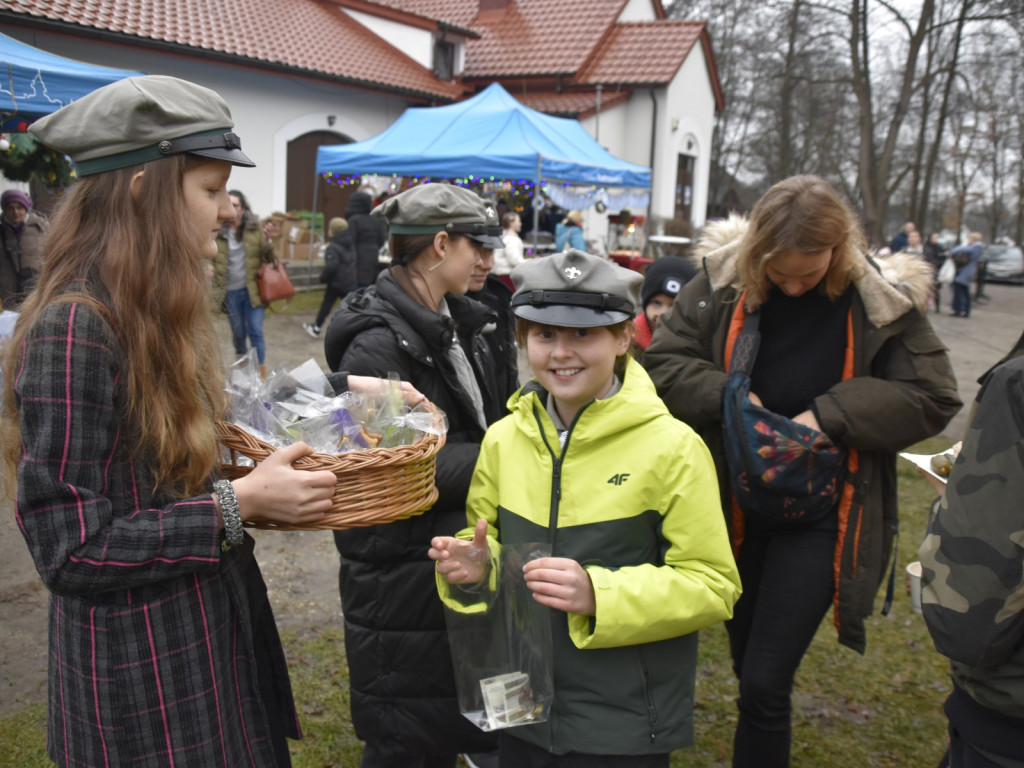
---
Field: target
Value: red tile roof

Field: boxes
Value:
[338,0,479,37]
[358,0,627,77]
[462,0,626,77]
[0,0,465,100]
[359,0,480,28]
[516,88,631,118]
[0,0,719,109]
[577,20,705,85]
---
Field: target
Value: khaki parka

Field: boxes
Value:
[644,216,962,653]
[211,213,275,308]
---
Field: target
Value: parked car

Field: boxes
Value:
[983,244,1024,285]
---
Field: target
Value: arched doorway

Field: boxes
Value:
[287,130,354,226]
[674,152,694,225]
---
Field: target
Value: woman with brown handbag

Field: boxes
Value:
[212,189,276,376]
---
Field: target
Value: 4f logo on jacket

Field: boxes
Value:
[607,473,630,485]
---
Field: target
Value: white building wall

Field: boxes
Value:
[7,30,417,216]
[617,0,660,22]
[580,96,645,168]
[660,46,717,230]
[341,9,436,71]
[578,55,716,237]
[576,96,660,250]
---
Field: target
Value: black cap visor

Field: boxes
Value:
[513,303,631,327]
[189,146,255,167]
[178,131,255,167]
[465,232,505,250]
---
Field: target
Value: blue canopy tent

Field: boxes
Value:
[315,83,650,245]
[316,83,650,188]
[0,31,143,130]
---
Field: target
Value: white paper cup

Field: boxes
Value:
[906,561,923,614]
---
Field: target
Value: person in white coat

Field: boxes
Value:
[492,212,524,287]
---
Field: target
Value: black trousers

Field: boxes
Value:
[939,686,1024,768]
[727,524,837,768]
[314,285,344,328]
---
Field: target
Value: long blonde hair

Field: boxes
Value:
[737,175,867,310]
[2,155,225,498]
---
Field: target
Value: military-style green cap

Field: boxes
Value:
[511,248,643,328]
[29,75,254,176]
[372,183,503,249]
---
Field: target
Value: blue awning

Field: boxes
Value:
[317,82,650,189]
[0,32,143,129]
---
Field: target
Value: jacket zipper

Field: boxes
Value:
[532,399,591,751]
[535,403,590,553]
[533,407,563,552]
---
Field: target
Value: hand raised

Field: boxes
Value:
[346,375,426,406]
[429,519,489,584]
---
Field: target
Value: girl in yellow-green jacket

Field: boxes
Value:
[431,249,741,766]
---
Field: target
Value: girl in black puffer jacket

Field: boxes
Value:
[323,184,511,767]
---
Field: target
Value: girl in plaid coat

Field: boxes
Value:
[0,76,396,767]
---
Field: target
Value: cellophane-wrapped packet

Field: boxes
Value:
[223,351,447,454]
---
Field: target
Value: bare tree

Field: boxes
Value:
[843,0,937,244]
[666,0,1022,241]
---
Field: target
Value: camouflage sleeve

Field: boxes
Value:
[918,356,1024,668]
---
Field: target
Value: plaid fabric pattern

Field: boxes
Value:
[14,301,298,767]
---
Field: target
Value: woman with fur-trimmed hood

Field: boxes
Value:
[644,175,960,768]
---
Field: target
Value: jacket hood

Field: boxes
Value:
[510,356,668,445]
[695,215,931,325]
[345,192,373,217]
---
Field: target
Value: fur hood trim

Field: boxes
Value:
[694,215,932,325]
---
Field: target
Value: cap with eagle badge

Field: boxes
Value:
[29,75,254,176]
[510,248,643,328]
[372,183,504,249]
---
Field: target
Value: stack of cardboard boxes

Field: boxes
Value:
[264,212,316,262]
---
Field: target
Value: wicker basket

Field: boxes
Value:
[215,410,446,530]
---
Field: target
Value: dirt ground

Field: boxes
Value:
[2,283,1022,718]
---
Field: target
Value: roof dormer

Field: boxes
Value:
[337,1,475,81]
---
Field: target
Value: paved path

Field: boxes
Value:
[2,282,1021,716]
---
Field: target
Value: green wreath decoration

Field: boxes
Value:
[0,132,76,188]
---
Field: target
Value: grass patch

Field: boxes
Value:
[0,704,48,767]
[0,438,954,767]
[278,288,323,314]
